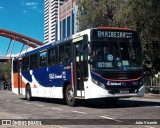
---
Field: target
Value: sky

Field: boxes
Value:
[0,0,44,56]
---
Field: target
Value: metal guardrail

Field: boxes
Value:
[145,86,160,88]
[145,86,160,94]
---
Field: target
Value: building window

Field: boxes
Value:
[67,16,70,37]
[72,10,75,34]
[60,21,63,40]
[63,19,66,39]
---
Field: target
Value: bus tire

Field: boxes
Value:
[26,85,32,101]
[65,85,76,107]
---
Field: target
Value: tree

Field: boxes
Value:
[0,67,3,80]
[113,0,160,74]
[1,60,11,85]
[75,0,120,31]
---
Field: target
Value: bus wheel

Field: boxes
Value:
[65,85,76,107]
[26,85,32,101]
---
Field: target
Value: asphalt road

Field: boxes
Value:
[0,90,160,128]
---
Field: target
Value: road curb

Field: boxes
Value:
[144,93,160,99]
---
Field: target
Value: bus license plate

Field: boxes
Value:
[120,90,129,94]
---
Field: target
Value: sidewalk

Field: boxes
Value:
[130,93,160,101]
[143,93,160,99]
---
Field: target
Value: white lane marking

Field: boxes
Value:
[154,106,160,108]
[144,126,155,128]
[72,111,87,115]
[24,102,31,105]
[100,116,122,123]
[51,107,63,111]
[35,104,44,107]
[6,100,10,102]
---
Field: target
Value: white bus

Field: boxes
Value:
[12,27,144,106]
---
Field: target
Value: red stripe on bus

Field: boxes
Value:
[71,63,74,88]
[91,71,142,82]
[97,27,133,31]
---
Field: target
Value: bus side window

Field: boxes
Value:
[59,45,64,63]
[59,43,71,64]
[64,43,71,62]
[30,54,38,69]
[39,51,47,67]
[22,56,29,71]
[13,60,18,73]
[33,54,38,69]
[48,47,58,66]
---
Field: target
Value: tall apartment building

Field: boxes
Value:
[44,0,65,44]
[59,0,76,40]
[44,0,76,43]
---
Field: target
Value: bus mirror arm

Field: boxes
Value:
[88,57,93,65]
[89,52,93,56]
[88,45,92,56]
[88,45,93,64]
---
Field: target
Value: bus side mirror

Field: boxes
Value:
[88,46,92,56]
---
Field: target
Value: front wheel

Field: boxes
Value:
[26,85,32,101]
[65,85,76,107]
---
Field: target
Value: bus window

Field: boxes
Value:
[39,51,47,67]
[83,39,88,78]
[22,56,29,71]
[59,45,64,63]
[30,54,38,69]
[13,60,18,73]
[59,43,71,64]
[48,47,58,66]
[120,43,129,60]
[64,43,71,62]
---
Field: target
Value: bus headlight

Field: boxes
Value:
[91,78,106,89]
[91,78,98,84]
[99,82,106,89]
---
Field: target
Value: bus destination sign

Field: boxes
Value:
[92,30,133,39]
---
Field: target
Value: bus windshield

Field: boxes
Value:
[91,40,142,70]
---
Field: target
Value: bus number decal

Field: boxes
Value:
[97,31,132,38]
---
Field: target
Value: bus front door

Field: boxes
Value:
[73,36,88,98]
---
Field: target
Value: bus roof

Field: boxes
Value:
[97,27,134,31]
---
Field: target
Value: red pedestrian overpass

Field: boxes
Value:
[0,28,44,57]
